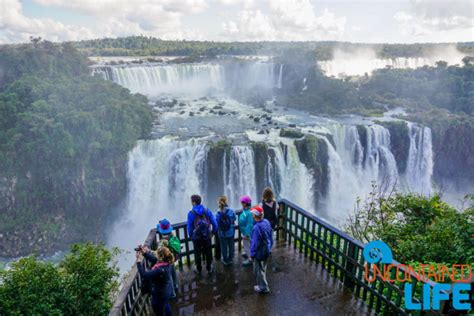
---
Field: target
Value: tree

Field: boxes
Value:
[0,243,118,316]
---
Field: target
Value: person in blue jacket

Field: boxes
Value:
[238,195,254,266]
[250,205,273,294]
[136,246,174,316]
[215,196,236,266]
[186,194,218,274]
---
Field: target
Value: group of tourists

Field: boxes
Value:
[135,187,278,316]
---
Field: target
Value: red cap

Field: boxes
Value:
[250,205,264,217]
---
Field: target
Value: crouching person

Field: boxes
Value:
[250,205,273,294]
[136,247,174,316]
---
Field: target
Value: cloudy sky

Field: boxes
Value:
[0,0,472,44]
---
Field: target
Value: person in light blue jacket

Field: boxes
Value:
[215,196,236,266]
[238,195,254,266]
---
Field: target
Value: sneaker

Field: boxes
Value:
[207,266,215,274]
[242,259,252,267]
[254,285,270,294]
[193,267,202,275]
[220,259,227,265]
[241,253,248,259]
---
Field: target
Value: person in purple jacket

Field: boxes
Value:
[186,194,218,275]
[249,205,273,294]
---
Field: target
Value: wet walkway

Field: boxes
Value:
[171,242,372,315]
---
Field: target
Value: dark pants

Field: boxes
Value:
[219,236,234,263]
[152,297,172,316]
[193,239,213,272]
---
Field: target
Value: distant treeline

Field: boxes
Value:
[71,36,474,59]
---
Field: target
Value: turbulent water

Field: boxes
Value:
[99,59,435,271]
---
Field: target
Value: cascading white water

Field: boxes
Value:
[109,64,225,96]
[93,61,283,97]
[271,143,315,210]
[225,146,257,205]
[323,124,401,219]
[405,123,434,195]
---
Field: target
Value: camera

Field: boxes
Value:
[134,245,143,252]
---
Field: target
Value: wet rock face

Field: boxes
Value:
[431,121,474,186]
[279,129,304,138]
[294,135,329,208]
[251,142,269,196]
[206,140,232,205]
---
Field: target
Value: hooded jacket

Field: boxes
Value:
[137,252,174,302]
[187,204,218,240]
[250,219,273,260]
[238,207,254,237]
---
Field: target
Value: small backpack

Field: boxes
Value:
[218,209,232,232]
[168,236,181,256]
[192,210,212,240]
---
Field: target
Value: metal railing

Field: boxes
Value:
[109,211,250,316]
[110,200,469,316]
[277,199,471,316]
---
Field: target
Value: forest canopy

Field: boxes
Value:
[0,39,153,256]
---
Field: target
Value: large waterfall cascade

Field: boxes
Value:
[92,60,284,96]
[98,59,435,271]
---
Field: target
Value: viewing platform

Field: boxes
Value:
[110,200,460,316]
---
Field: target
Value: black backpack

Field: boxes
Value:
[218,209,232,232]
[192,210,212,240]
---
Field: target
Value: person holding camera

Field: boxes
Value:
[156,219,181,297]
[136,246,174,316]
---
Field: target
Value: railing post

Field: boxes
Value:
[344,242,357,290]
[278,201,287,242]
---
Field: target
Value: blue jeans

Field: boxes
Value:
[219,236,234,263]
[152,296,172,316]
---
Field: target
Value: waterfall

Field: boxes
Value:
[405,123,434,195]
[272,143,314,210]
[93,61,282,97]
[107,139,208,262]
[225,146,257,205]
[107,63,225,96]
[324,124,400,219]
[277,64,283,89]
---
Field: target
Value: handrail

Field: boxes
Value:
[109,212,249,316]
[110,199,464,316]
[277,199,458,315]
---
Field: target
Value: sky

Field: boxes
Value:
[0,0,472,44]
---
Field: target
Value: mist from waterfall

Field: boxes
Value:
[318,46,465,78]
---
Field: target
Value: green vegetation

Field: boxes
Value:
[0,243,118,316]
[72,36,474,59]
[0,39,153,256]
[346,186,474,264]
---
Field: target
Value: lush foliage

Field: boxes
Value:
[0,243,119,316]
[346,187,474,264]
[72,36,474,59]
[0,39,153,255]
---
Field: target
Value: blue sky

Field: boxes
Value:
[0,0,473,44]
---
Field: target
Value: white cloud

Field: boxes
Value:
[394,0,473,38]
[0,0,94,42]
[220,0,346,41]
